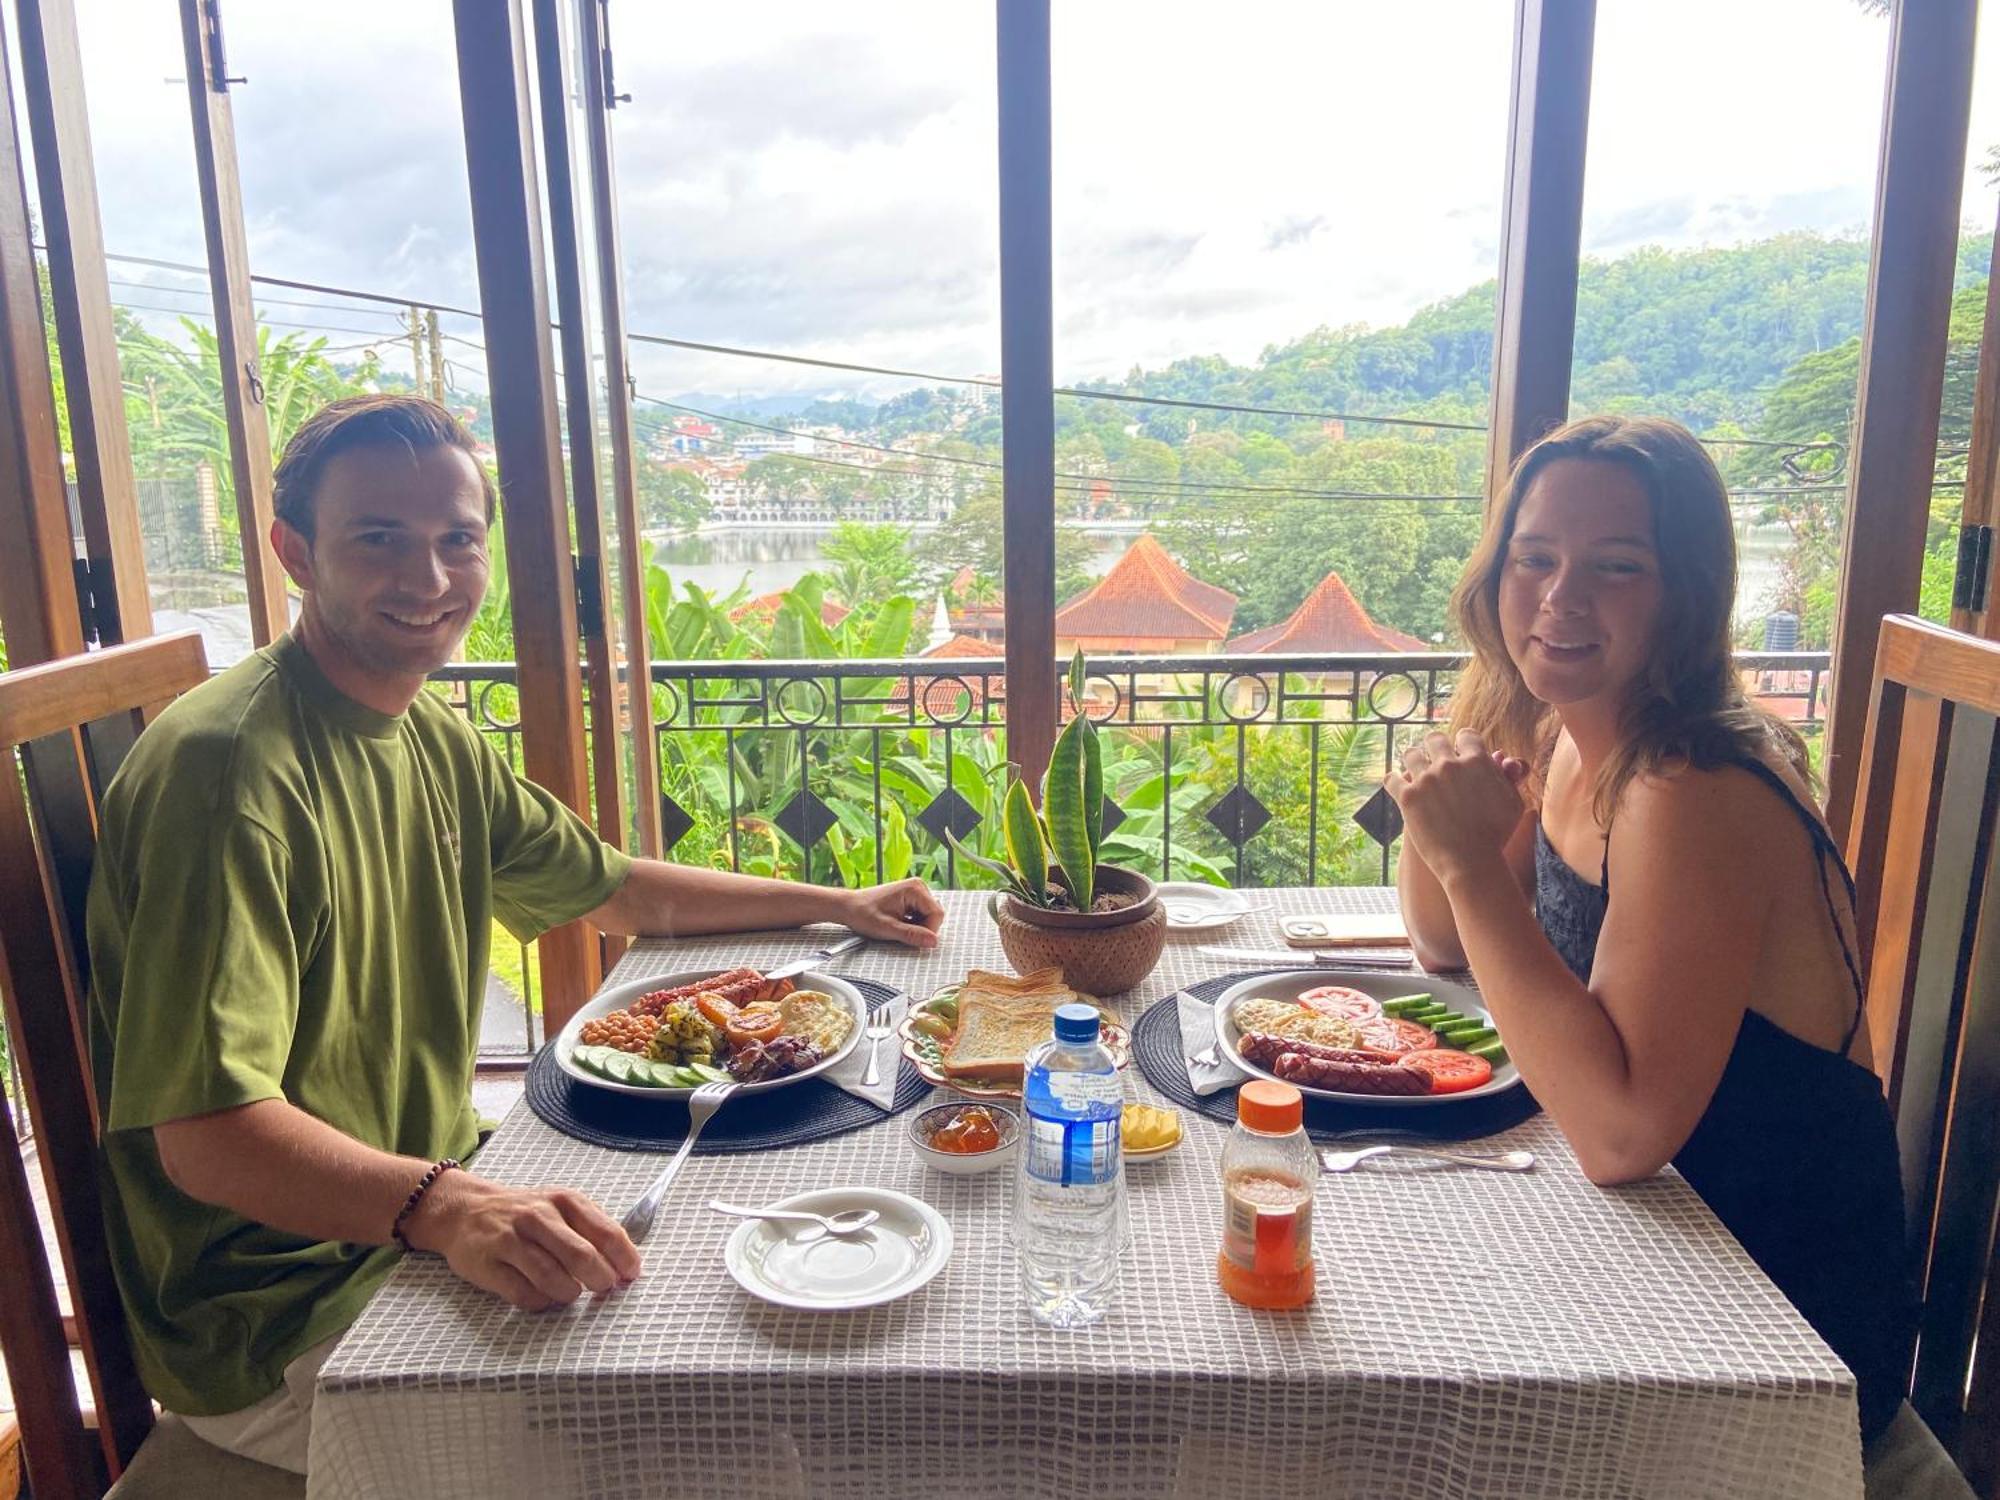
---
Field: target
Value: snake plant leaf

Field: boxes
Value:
[1081,708,1103,861]
[1044,711,1094,909]
[944,825,1034,902]
[1001,779,1048,904]
[1067,648,1086,711]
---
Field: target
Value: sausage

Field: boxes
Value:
[1236,1031,1381,1071]
[632,968,761,1016]
[1272,1050,1430,1095]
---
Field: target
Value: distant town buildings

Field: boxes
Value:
[1053,535,1239,655]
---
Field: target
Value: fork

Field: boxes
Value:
[859,1018,896,1087]
[620,1081,738,1242]
[1320,1144,1535,1173]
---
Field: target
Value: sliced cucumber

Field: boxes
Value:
[1424,1011,1469,1028]
[1382,993,1432,1013]
[1467,1040,1509,1064]
[686,1061,732,1084]
[1436,1020,1491,1038]
[601,1051,646,1085]
[569,1044,611,1078]
[1443,1028,1500,1049]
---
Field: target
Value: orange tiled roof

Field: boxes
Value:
[728,591,851,629]
[922,632,1000,660]
[1054,535,1236,641]
[1226,570,1427,654]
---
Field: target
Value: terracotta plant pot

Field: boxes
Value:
[990,863,1167,996]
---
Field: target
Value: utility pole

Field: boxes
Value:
[425,309,444,403]
[406,303,425,393]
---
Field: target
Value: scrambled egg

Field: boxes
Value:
[1230,997,1361,1049]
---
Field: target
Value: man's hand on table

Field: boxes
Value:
[836,877,945,949]
[402,1172,641,1311]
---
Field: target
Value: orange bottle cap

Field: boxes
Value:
[1237,1080,1303,1132]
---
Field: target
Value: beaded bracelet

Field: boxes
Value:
[391,1158,462,1252]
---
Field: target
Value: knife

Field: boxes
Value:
[1197,944,1416,970]
[765,933,867,982]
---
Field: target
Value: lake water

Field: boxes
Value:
[647,518,1792,637]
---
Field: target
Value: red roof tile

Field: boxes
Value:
[922,633,1001,660]
[1054,535,1236,641]
[728,591,851,629]
[1226,571,1427,654]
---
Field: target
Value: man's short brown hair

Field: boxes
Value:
[273,394,496,540]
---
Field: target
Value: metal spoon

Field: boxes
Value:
[707,1199,881,1241]
[1320,1144,1536,1173]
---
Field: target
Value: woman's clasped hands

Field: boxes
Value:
[1386,729,1530,884]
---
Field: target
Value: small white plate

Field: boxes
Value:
[724,1187,953,1311]
[555,969,867,1099]
[1156,882,1252,931]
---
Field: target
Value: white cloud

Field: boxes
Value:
[41,0,1999,405]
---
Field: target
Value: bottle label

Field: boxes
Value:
[1044,1067,1121,1114]
[1025,1114,1121,1186]
[1221,1169,1312,1276]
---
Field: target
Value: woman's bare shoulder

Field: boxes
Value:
[1617,761,1807,856]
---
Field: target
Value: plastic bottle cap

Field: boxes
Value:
[1052,1002,1100,1043]
[1237,1080,1303,1132]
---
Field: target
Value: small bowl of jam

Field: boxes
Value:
[907,1101,1020,1176]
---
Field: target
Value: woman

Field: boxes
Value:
[1388,415,1924,1461]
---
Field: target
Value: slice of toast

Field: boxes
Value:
[942,996,1063,1082]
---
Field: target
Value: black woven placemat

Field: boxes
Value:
[1133,973,1540,1142]
[525,978,928,1153]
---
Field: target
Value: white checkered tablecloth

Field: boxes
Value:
[308,889,1863,1499]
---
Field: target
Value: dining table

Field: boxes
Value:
[305,887,1864,1499]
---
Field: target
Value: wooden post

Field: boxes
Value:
[453,0,601,1026]
[178,0,287,646]
[1951,202,2000,644]
[0,4,82,668]
[527,0,628,873]
[997,0,1057,796]
[1485,0,1596,496]
[577,0,664,859]
[15,0,151,647]
[1823,0,1977,840]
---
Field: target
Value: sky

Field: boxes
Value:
[18,0,2000,408]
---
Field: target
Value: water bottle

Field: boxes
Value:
[1014,1002,1128,1327]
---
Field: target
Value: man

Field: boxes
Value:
[86,394,944,1474]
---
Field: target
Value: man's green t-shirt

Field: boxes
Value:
[86,633,631,1416]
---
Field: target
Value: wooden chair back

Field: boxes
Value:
[0,633,209,1500]
[1845,613,2000,1492]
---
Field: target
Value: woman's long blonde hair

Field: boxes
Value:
[1449,414,1809,824]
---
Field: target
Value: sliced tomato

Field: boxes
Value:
[694,992,739,1030]
[1398,1049,1493,1094]
[1298,985,1383,1022]
[1356,1016,1439,1058]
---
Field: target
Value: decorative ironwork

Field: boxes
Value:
[916,787,981,845]
[1353,784,1404,849]
[1205,784,1271,847]
[1098,798,1126,839]
[774,789,837,850]
[658,792,695,852]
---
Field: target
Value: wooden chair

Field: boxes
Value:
[0,633,300,1499]
[1846,614,2000,1495]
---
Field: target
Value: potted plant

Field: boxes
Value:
[948,652,1166,994]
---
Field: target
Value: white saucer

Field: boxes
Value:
[723,1187,953,1311]
[1156,882,1252,931]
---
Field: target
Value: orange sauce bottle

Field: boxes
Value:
[1217,1080,1317,1308]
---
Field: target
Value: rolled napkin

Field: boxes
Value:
[1177,989,1250,1095]
[824,991,909,1110]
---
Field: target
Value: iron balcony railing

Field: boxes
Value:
[422,648,1830,1061]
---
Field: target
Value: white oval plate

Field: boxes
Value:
[1156,882,1252,931]
[554,968,866,1099]
[1212,969,1521,1107]
[724,1187,953,1311]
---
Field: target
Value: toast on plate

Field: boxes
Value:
[941,968,1079,1082]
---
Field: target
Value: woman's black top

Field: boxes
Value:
[1532,756,1914,1443]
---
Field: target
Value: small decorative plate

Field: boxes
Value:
[898,985,1133,1100]
[1155,882,1252,931]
